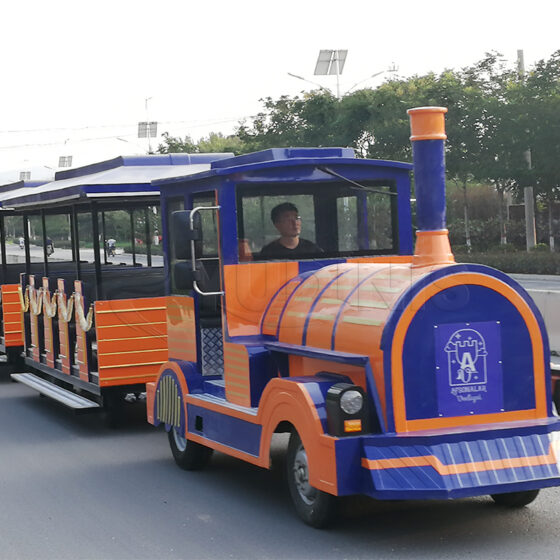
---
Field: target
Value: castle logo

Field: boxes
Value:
[444,328,487,386]
[434,321,503,417]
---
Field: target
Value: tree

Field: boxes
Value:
[157,131,246,154]
[157,132,198,154]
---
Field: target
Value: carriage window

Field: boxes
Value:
[27,215,44,263]
[238,181,396,260]
[44,213,72,262]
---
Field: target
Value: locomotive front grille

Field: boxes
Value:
[156,375,181,427]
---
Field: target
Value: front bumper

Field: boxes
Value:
[335,417,560,499]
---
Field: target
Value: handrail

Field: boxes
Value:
[189,205,224,297]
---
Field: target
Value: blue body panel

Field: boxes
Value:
[187,403,262,457]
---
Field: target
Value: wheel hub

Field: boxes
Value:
[172,427,187,452]
[293,445,318,505]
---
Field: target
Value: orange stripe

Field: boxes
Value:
[391,272,547,432]
[362,440,560,474]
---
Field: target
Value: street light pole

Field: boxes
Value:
[289,62,398,99]
[287,73,333,95]
[346,64,398,94]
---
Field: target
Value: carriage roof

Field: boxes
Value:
[0,153,232,208]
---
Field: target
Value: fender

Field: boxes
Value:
[257,377,339,495]
[146,360,201,427]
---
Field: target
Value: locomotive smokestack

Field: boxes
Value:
[407,107,455,267]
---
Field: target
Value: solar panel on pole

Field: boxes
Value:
[314,50,347,76]
[313,50,347,99]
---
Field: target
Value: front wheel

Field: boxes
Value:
[168,426,213,471]
[491,489,540,507]
[286,431,336,528]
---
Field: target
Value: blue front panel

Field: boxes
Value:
[359,430,560,499]
[403,284,535,421]
[434,320,504,416]
[187,404,262,456]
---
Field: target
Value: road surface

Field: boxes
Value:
[0,376,559,559]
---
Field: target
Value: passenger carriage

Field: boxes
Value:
[146,107,560,526]
[0,179,48,368]
[3,154,230,416]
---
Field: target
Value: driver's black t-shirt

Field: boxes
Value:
[259,238,322,258]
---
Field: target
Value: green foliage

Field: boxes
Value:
[455,251,560,275]
[530,243,550,252]
[154,50,560,254]
[157,131,245,154]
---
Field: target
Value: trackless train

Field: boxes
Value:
[1,107,559,526]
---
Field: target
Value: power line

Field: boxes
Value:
[0,115,253,137]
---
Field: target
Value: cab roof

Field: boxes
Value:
[153,147,413,188]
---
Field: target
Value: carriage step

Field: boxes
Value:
[10,373,101,411]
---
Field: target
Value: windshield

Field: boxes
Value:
[237,180,397,261]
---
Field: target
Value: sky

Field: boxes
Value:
[0,0,558,183]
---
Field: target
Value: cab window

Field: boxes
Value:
[237,181,397,260]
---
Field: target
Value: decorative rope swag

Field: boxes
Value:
[43,290,58,319]
[73,292,94,332]
[18,285,30,313]
[18,285,94,332]
[57,292,74,323]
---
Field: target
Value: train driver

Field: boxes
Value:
[259,202,322,258]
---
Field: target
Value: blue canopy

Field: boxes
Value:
[1,153,232,208]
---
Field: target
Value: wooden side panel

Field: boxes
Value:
[223,262,299,337]
[57,278,71,375]
[96,296,167,387]
[166,296,196,362]
[224,342,250,407]
[1,284,24,347]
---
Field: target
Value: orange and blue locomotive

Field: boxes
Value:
[147,107,560,526]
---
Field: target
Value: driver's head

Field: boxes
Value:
[271,203,302,238]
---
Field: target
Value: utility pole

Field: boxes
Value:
[518,49,537,251]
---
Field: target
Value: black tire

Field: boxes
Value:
[104,392,125,429]
[168,426,213,471]
[286,431,336,528]
[491,489,540,507]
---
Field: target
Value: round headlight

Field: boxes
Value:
[340,389,363,415]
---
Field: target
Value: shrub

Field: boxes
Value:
[455,251,560,274]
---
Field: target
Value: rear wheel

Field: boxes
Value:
[491,489,540,507]
[286,431,336,528]
[168,426,213,471]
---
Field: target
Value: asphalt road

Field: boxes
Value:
[512,274,560,292]
[1,374,560,560]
